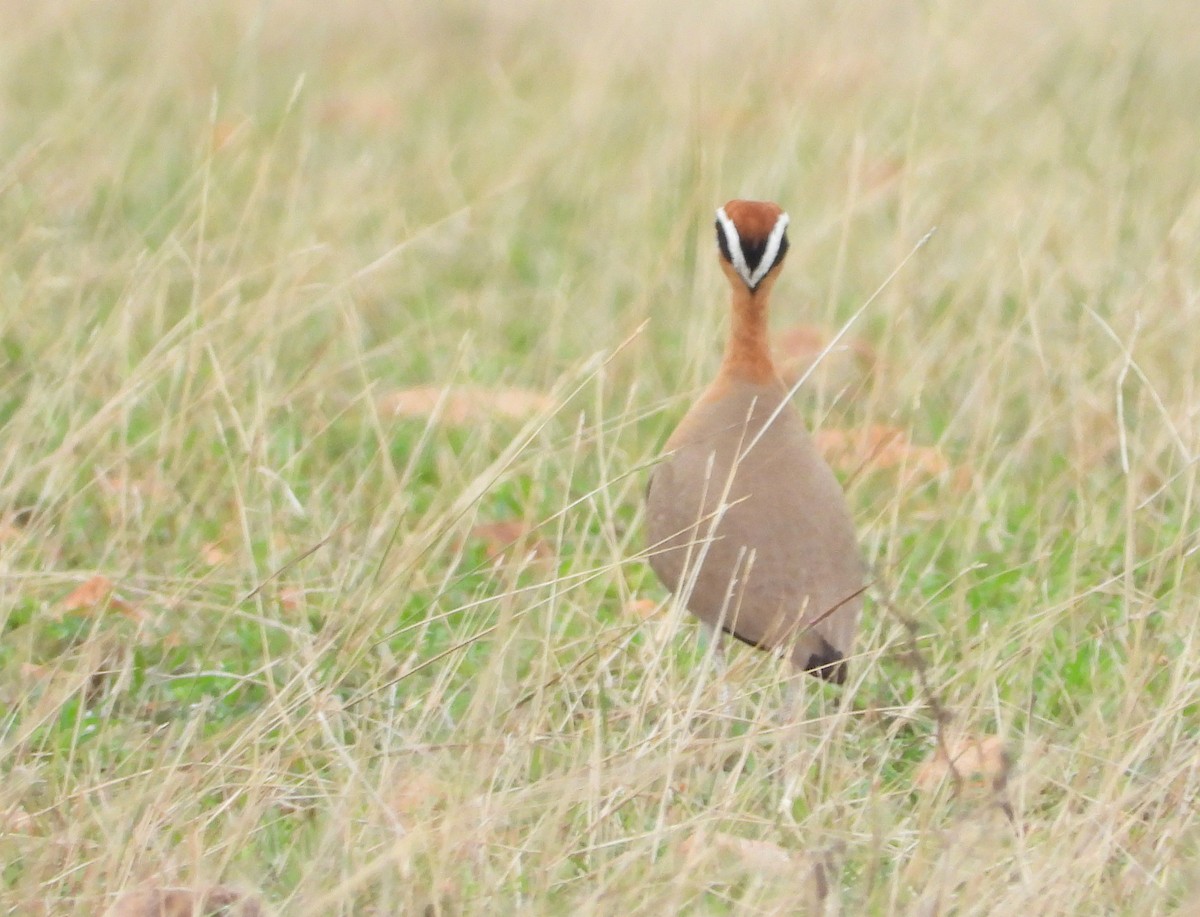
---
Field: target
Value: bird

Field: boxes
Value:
[645,199,864,685]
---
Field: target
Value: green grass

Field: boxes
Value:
[3,0,1200,913]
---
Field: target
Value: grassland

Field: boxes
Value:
[2,0,1200,913]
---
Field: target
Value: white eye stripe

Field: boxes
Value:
[753,212,789,287]
[714,207,748,281]
[715,207,790,289]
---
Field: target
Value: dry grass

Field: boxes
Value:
[2,0,1199,913]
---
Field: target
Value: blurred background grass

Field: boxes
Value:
[2,0,1200,913]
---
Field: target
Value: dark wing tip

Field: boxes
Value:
[804,637,848,685]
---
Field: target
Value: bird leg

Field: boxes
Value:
[700,619,733,713]
[783,667,806,723]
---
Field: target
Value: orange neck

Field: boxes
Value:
[717,274,778,386]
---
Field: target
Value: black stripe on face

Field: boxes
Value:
[741,236,768,273]
[715,219,732,263]
[729,226,791,278]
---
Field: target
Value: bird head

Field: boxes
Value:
[714,200,790,294]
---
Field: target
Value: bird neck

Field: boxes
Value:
[718,283,778,386]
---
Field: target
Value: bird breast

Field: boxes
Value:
[645,380,862,660]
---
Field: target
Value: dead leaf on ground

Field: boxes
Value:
[8,654,120,708]
[1070,401,1121,470]
[774,324,877,389]
[626,597,660,620]
[681,831,840,908]
[59,575,147,623]
[319,91,399,128]
[106,885,264,917]
[200,542,230,566]
[1,806,34,834]
[816,424,970,489]
[683,831,794,873]
[95,471,173,509]
[377,385,554,426]
[915,734,1011,795]
[469,520,554,566]
[210,118,248,152]
[62,575,115,611]
[857,156,905,195]
[389,771,453,820]
[278,586,305,612]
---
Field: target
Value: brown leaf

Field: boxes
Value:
[774,324,876,389]
[200,542,230,566]
[626,597,660,619]
[1,806,34,834]
[1070,402,1121,469]
[685,831,794,873]
[915,734,1011,795]
[776,323,826,354]
[62,575,116,611]
[470,520,554,566]
[20,663,50,680]
[60,575,147,623]
[95,471,172,505]
[319,92,399,128]
[486,388,556,419]
[377,385,554,426]
[210,119,246,152]
[106,886,263,917]
[389,771,452,819]
[816,425,959,485]
[681,831,840,907]
[858,156,905,194]
[278,586,304,612]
